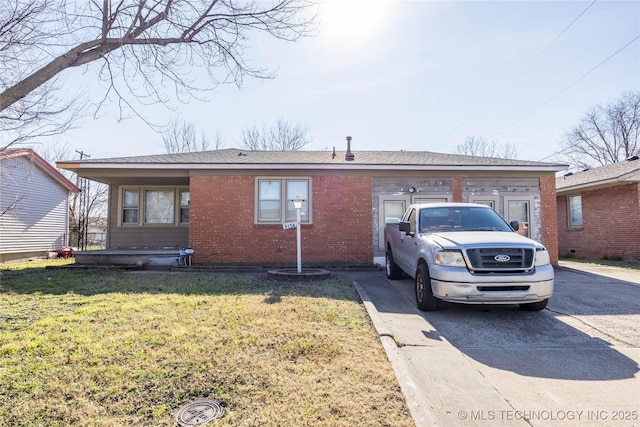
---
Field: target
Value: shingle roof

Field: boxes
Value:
[60,148,565,169]
[556,156,640,192]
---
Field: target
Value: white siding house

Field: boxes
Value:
[0,149,79,263]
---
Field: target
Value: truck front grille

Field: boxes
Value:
[465,247,535,272]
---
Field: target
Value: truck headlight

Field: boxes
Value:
[534,248,551,266]
[434,250,467,267]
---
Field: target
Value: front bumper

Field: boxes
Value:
[430,264,554,304]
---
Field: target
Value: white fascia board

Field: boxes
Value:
[72,162,565,173]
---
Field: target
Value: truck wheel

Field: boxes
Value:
[385,250,402,280]
[519,299,549,311]
[415,263,439,311]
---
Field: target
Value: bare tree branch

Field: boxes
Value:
[561,91,640,168]
[0,0,316,147]
[162,118,212,153]
[454,136,519,159]
[38,143,108,242]
[241,118,312,151]
[0,0,79,150]
[1,194,26,216]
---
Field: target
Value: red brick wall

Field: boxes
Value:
[556,193,569,255]
[452,176,463,202]
[539,176,559,265]
[557,183,640,261]
[189,175,373,265]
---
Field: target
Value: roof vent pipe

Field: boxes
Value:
[345,136,355,161]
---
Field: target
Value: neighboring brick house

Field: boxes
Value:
[57,147,565,266]
[1,149,80,263]
[556,155,640,261]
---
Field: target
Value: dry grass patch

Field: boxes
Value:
[0,265,414,426]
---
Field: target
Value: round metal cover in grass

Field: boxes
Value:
[175,398,226,426]
[267,268,331,281]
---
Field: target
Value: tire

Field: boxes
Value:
[385,249,402,280]
[519,299,549,311]
[415,263,439,311]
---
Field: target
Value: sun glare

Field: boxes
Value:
[319,0,389,45]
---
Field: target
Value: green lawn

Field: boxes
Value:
[0,262,413,426]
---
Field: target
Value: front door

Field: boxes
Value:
[378,196,450,251]
[505,197,533,237]
[378,196,410,251]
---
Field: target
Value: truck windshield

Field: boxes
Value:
[419,207,513,233]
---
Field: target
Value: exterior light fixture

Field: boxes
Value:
[293,197,303,210]
[408,187,416,193]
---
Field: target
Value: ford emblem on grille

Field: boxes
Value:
[494,254,511,262]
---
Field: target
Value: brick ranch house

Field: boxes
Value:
[556,155,640,261]
[57,147,566,266]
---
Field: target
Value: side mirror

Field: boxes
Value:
[399,221,412,234]
[510,220,520,232]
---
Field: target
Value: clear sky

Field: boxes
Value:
[54,0,640,163]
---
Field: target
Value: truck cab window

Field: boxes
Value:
[407,208,417,234]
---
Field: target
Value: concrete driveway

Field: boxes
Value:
[346,262,640,426]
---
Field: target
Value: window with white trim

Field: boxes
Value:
[122,189,140,224]
[256,178,311,223]
[568,194,582,227]
[468,195,499,210]
[180,189,190,223]
[120,186,189,226]
[145,189,175,224]
[504,196,534,238]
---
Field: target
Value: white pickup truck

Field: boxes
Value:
[384,203,554,311]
